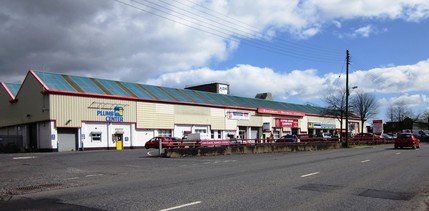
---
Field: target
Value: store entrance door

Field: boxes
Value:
[114,134,123,150]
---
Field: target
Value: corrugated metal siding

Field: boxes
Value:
[0,75,49,127]
[238,115,263,127]
[175,105,211,125]
[174,105,210,125]
[51,95,136,127]
[137,102,174,129]
[224,118,237,130]
[210,108,225,130]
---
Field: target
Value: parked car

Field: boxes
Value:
[276,134,300,143]
[352,133,384,142]
[144,136,179,149]
[382,134,394,140]
[394,133,420,149]
[321,132,332,138]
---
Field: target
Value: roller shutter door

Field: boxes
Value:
[57,128,78,152]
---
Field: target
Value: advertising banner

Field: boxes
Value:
[373,120,383,134]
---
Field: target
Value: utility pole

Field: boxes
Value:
[345,50,350,147]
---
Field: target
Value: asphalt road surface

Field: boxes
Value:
[1,143,429,211]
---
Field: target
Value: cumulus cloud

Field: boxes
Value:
[353,25,374,37]
[147,58,429,108]
[350,59,429,93]
[1,0,429,84]
[147,64,328,101]
[378,94,428,108]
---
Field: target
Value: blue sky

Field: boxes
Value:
[1,0,429,122]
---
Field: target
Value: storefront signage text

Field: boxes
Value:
[257,108,305,117]
[227,111,250,120]
[308,122,335,129]
[275,118,299,128]
[96,106,124,122]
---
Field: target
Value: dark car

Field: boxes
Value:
[276,134,300,143]
[144,136,179,149]
[382,134,394,140]
[395,133,420,149]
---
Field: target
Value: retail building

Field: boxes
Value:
[0,70,364,152]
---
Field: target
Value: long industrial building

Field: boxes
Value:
[0,70,363,152]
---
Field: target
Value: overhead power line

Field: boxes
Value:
[114,0,344,63]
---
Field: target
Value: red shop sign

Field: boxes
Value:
[275,118,299,128]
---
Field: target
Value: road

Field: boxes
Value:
[1,143,429,211]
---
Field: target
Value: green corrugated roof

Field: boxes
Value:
[4,83,21,96]
[32,70,327,115]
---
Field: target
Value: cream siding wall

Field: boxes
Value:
[237,112,261,127]
[0,88,11,127]
[210,108,225,130]
[137,102,174,129]
[137,103,236,130]
[50,95,136,128]
[0,75,49,127]
[175,105,211,125]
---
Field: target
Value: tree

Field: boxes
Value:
[324,89,346,141]
[418,109,429,123]
[350,91,379,135]
[386,101,414,122]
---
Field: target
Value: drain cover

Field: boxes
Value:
[358,189,415,201]
[14,183,62,194]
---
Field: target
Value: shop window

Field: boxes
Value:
[91,132,102,142]
[158,129,172,137]
[195,129,207,134]
[211,130,222,139]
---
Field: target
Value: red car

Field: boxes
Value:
[144,136,179,149]
[395,133,420,149]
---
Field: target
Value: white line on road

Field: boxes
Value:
[159,201,202,211]
[147,151,158,156]
[361,160,371,163]
[65,177,79,180]
[301,172,320,178]
[396,152,401,155]
[85,174,104,177]
[12,156,37,160]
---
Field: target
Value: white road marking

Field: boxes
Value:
[159,201,202,211]
[147,151,159,156]
[65,177,79,180]
[85,174,104,177]
[13,156,37,160]
[361,160,371,163]
[301,172,320,178]
[396,152,401,155]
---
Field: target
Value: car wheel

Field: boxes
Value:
[412,144,416,149]
[394,145,398,149]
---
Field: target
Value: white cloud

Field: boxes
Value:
[353,25,373,37]
[350,59,429,93]
[147,58,429,110]
[1,0,429,83]
[147,64,327,102]
[378,94,428,108]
